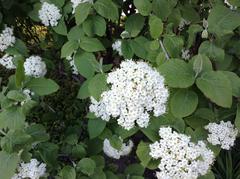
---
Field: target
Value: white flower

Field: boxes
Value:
[224,0,237,10]
[103,138,133,159]
[0,54,16,69]
[89,60,169,130]
[112,40,123,56]
[149,127,215,179]
[66,56,78,75]
[181,49,190,60]
[20,89,35,106]
[12,159,46,179]
[71,0,93,13]
[205,121,238,150]
[0,26,16,52]
[24,55,47,78]
[39,2,62,27]
[178,18,191,31]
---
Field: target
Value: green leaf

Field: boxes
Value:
[192,54,212,77]
[0,152,19,179]
[199,41,225,62]
[133,0,152,16]
[163,35,184,58]
[196,71,232,108]
[94,0,119,21]
[124,164,145,176]
[0,107,25,130]
[90,168,106,179]
[125,14,145,37]
[15,59,25,88]
[170,89,198,118]
[77,79,91,99]
[187,24,203,48]
[83,15,106,37]
[74,52,97,79]
[75,3,92,25]
[199,171,215,179]
[7,90,26,102]
[68,26,85,41]
[26,124,49,143]
[130,36,148,59]
[222,71,240,97]
[61,40,79,58]
[152,0,177,20]
[53,18,67,35]
[80,37,105,52]
[1,130,31,152]
[158,59,195,88]
[121,40,134,59]
[72,144,86,159]
[50,0,65,7]
[88,119,106,139]
[77,158,96,176]
[235,103,240,131]
[25,78,59,96]
[136,141,158,170]
[38,142,59,168]
[208,5,240,37]
[149,15,163,39]
[88,74,108,100]
[109,135,122,150]
[60,166,76,179]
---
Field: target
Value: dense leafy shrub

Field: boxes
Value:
[0,0,240,178]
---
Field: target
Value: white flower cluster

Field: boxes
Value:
[20,89,35,106]
[205,121,238,150]
[24,55,47,78]
[12,159,46,179]
[103,138,133,159]
[112,40,123,56]
[181,49,190,60]
[224,0,237,10]
[66,56,78,75]
[71,0,93,13]
[39,2,62,27]
[149,127,215,179]
[89,60,169,130]
[0,54,16,69]
[0,26,16,52]
[178,18,191,31]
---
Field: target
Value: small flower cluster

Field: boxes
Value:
[89,60,169,130]
[0,26,16,52]
[103,138,133,159]
[149,127,215,179]
[224,0,237,10]
[205,121,238,150]
[66,56,78,75]
[201,18,208,39]
[12,159,46,179]
[24,55,47,78]
[21,89,35,106]
[71,0,93,13]
[181,49,190,60]
[178,18,191,31]
[0,54,16,69]
[112,40,123,56]
[39,2,62,27]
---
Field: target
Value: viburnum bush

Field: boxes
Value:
[0,0,240,178]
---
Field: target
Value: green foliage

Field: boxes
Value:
[196,71,232,108]
[170,89,198,118]
[0,0,240,178]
